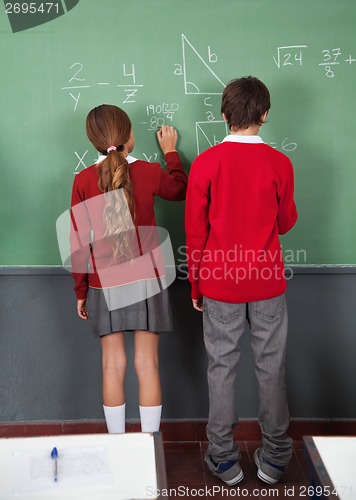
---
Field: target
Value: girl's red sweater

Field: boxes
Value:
[70,152,187,299]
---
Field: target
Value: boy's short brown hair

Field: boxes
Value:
[221,76,271,131]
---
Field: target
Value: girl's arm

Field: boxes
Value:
[155,126,188,200]
[70,176,91,308]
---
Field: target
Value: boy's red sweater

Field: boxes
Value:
[185,137,298,303]
[71,152,187,299]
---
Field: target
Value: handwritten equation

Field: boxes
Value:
[141,102,180,130]
[273,45,356,77]
[61,62,143,111]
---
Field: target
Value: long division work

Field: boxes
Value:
[141,102,180,130]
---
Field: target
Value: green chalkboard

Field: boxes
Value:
[0,0,355,266]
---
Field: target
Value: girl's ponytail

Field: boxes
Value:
[86,105,135,260]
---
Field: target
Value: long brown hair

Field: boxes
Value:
[86,104,135,260]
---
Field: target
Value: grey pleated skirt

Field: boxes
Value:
[86,279,173,338]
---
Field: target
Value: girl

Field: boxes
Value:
[70,104,187,433]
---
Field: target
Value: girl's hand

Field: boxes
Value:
[77,299,88,320]
[156,125,178,155]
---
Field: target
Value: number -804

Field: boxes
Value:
[5,3,60,14]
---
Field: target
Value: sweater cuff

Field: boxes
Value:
[191,281,203,300]
[75,290,88,300]
[164,151,179,159]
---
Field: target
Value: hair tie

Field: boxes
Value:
[107,146,117,153]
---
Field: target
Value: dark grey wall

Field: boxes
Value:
[1,269,355,422]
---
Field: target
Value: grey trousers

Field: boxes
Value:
[203,293,293,467]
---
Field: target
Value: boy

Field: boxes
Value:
[185,76,298,485]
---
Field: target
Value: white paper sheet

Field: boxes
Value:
[14,445,113,494]
[313,437,356,500]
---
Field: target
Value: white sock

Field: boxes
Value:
[103,403,125,434]
[139,405,162,432]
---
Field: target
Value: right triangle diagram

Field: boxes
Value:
[182,35,226,95]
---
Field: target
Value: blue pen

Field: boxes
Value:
[51,447,58,482]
